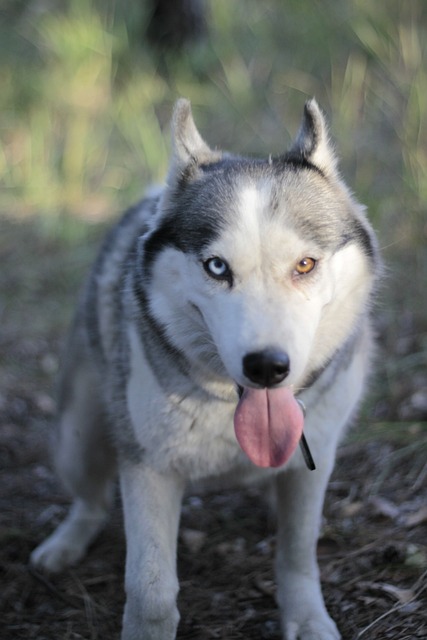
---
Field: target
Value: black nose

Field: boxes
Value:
[242,350,290,387]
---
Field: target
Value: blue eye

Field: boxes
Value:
[203,257,232,282]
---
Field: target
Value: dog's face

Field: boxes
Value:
[137,99,378,467]
[142,100,377,394]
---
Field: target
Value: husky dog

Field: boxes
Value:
[31,99,379,640]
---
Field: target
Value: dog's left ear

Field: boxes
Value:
[168,99,222,180]
[288,99,338,176]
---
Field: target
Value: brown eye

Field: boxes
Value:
[295,257,316,275]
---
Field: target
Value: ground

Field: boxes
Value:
[1,220,427,640]
[1,409,427,640]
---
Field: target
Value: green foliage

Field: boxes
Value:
[1,0,426,232]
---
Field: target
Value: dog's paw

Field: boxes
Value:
[122,585,180,640]
[30,532,85,573]
[278,572,341,640]
[31,500,109,572]
[284,616,341,640]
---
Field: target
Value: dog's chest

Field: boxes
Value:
[126,325,243,478]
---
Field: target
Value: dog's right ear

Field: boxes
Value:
[167,99,222,185]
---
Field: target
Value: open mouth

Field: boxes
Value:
[234,386,315,470]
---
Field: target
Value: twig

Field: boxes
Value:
[355,569,427,639]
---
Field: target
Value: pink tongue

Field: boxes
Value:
[234,387,304,468]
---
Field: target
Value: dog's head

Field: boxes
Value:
[138,100,379,467]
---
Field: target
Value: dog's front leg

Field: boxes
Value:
[275,461,340,640]
[120,462,185,640]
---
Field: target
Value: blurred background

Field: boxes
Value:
[1,0,426,428]
[1,3,427,638]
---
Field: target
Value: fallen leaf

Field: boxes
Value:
[358,580,415,604]
[253,576,275,596]
[377,583,415,604]
[369,496,400,519]
[341,500,363,517]
[180,528,206,554]
[405,543,427,569]
[404,505,427,528]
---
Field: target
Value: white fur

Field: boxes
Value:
[126,323,242,479]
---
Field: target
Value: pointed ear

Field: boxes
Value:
[288,99,338,176]
[170,99,221,173]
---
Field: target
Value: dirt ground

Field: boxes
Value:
[1,363,427,640]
